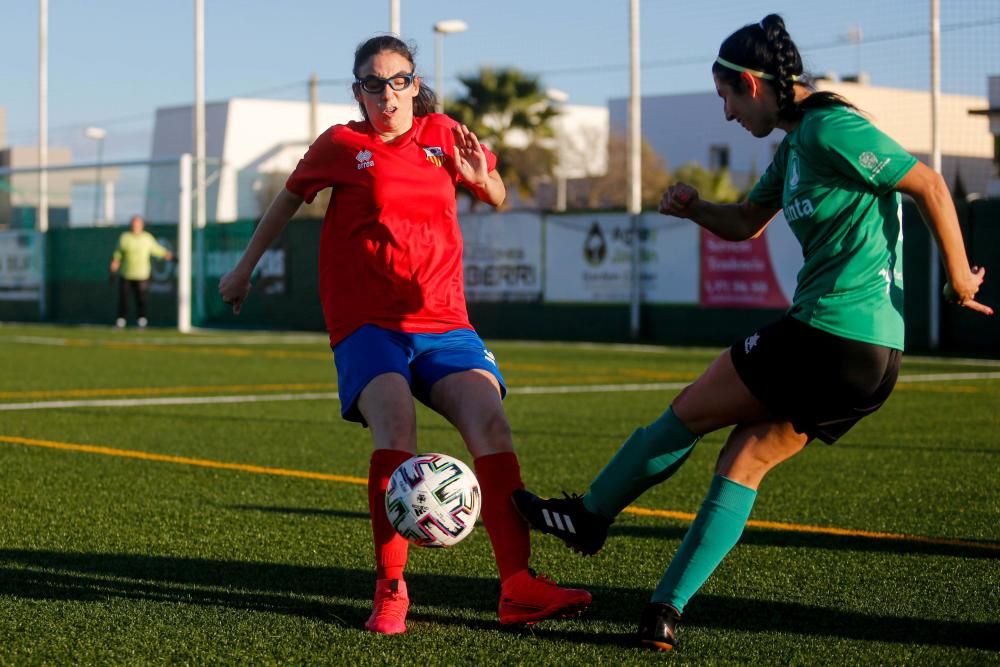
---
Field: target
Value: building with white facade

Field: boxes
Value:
[610,79,995,197]
[146,97,609,221]
[969,75,1000,197]
[146,98,360,223]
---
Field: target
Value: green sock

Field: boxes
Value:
[582,406,701,518]
[652,475,757,613]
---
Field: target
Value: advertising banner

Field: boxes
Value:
[460,212,543,302]
[699,211,801,308]
[0,230,43,302]
[543,213,698,304]
[205,230,287,296]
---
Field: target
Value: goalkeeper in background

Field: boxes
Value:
[110,215,173,328]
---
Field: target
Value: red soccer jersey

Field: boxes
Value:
[285,113,497,347]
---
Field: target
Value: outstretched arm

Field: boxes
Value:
[218,188,304,314]
[659,182,779,242]
[895,162,992,316]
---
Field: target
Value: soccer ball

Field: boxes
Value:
[385,453,481,548]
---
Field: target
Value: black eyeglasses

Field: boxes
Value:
[354,73,416,94]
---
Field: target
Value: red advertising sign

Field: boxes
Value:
[700,229,789,308]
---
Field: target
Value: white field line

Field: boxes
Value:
[6,333,1000,366]
[0,372,997,412]
[0,392,340,411]
[6,334,327,347]
[896,371,1000,382]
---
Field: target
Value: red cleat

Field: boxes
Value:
[498,569,592,626]
[364,579,409,634]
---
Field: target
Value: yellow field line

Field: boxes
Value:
[623,507,998,551]
[0,435,365,485]
[2,434,997,553]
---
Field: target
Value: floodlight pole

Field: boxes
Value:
[309,73,319,141]
[389,0,400,35]
[85,127,107,224]
[433,20,468,114]
[627,0,642,339]
[435,31,444,113]
[195,0,207,231]
[194,0,207,329]
[38,0,48,234]
[929,0,942,349]
[94,136,104,223]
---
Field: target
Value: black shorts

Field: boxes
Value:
[729,316,901,444]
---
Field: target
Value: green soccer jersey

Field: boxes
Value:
[749,105,918,350]
[112,231,169,281]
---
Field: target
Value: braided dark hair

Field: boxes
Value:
[713,14,857,121]
[352,35,438,121]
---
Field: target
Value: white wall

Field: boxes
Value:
[146,99,359,222]
[222,99,359,220]
[503,104,609,178]
[610,81,994,195]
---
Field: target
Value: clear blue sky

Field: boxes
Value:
[3,0,998,162]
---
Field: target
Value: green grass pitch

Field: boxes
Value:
[0,323,997,665]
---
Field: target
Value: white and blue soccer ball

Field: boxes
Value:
[385,453,481,548]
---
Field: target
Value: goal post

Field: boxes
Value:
[0,154,199,332]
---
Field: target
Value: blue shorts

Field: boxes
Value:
[332,324,507,425]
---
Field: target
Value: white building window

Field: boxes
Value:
[709,145,730,170]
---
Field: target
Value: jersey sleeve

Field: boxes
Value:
[285,127,342,204]
[748,141,787,208]
[112,234,125,261]
[147,234,169,258]
[802,108,918,195]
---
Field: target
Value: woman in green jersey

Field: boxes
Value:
[512,13,993,651]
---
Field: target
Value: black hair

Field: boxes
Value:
[351,35,437,121]
[713,14,858,121]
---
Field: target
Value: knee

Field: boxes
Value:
[370,415,418,452]
[482,410,513,449]
[670,386,704,434]
[715,427,806,489]
[467,410,514,457]
[720,442,772,476]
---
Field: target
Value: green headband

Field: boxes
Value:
[715,56,800,82]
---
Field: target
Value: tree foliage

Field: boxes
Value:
[673,162,741,203]
[446,67,559,201]
[567,131,672,210]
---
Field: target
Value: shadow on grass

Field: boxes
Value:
[511,591,1000,652]
[0,548,995,651]
[229,505,369,520]
[609,522,1000,560]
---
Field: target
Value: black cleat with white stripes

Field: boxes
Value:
[512,489,611,556]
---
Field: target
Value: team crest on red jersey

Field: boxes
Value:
[423,146,446,167]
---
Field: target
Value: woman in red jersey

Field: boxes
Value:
[218,35,590,635]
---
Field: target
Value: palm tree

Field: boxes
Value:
[446,67,559,202]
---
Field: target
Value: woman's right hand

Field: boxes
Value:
[659,183,699,218]
[219,268,252,315]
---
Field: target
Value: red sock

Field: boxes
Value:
[368,449,413,581]
[474,452,531,583]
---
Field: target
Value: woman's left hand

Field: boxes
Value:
[452,124,489,188]
[943,265,994,316]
